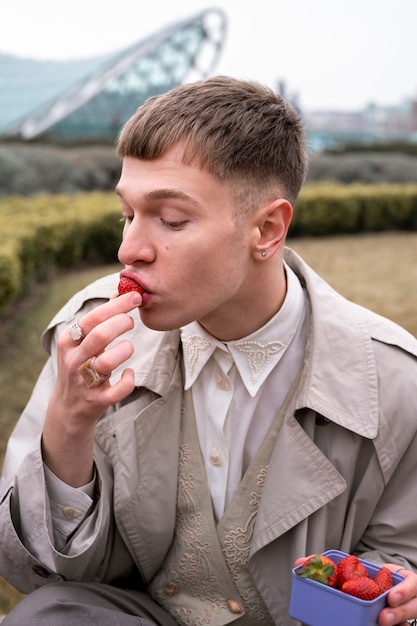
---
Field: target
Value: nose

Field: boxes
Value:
[117,220,155,266]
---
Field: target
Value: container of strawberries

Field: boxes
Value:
[289,549,405,626]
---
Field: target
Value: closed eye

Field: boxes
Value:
[161,219,186,230]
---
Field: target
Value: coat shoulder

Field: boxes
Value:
[364,306,417,359]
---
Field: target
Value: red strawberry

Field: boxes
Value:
[373,567,393,593]
[336,555,369,588]
[342,576,380,601]
[296,554,338,587]
[118,276,144,296]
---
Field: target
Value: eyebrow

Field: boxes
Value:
[115,186,201,207]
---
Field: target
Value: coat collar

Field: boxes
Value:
[284,247,380,439]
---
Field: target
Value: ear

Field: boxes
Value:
[253,199,293,259]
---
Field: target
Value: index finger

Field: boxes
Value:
[386,567,417,607]
[69,291,142,341]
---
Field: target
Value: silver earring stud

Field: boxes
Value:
[261,251,267,257]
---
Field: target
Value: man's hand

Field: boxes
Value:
[41,291,142,487]
[378,565,417,626]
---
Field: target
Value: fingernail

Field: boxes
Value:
[130,293,141,305]
[390,591,403,607]
[385,612,396,625]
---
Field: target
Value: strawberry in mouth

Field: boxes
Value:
[118,276,144,296]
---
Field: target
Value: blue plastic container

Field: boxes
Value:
[289,549,405,626]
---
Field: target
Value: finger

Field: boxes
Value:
[64,291,141,346]
[378,569,417,626]
[87,340,134,378]
[107,367,136,404]
[379,600,417,626]
[387,570,417,607]
[77,313,136,362]
[294,554,315,568]
[84,367,136,407]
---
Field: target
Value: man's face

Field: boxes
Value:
[116,145,259,340]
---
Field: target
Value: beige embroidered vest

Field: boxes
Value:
[148,375,301,626]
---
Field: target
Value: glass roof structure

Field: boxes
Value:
[0,8,227,142]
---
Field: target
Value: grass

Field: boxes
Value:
[289,232,417,336]
[0,231,416,612]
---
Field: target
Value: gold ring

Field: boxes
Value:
[78,357,110,389]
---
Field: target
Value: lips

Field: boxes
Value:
[117,276,144,296]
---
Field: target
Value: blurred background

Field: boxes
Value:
[1,0,417,151]
[2,0,417,193]
[2,0,417,110]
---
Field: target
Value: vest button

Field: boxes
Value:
[163,583,179,596]
[227,599,243,614]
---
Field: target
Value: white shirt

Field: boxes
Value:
[46,264,309,547]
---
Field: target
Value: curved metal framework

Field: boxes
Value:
[5,8,227,142]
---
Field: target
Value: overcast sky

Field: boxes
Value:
[1,0,416,112]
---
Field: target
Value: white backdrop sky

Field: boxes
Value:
[1,0,416,112]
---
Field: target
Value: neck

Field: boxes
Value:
[199,261,287,341]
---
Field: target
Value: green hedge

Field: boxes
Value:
[1,184,417,312]
[290,183,417,236]
[0,192,122,311]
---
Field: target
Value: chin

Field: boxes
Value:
[139,310,184,333]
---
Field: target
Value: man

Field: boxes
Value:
[1,77,417,626]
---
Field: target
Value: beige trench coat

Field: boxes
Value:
[1,248,417,625]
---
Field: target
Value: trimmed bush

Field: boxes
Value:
[0,192,122,311]
[290,183,417,237]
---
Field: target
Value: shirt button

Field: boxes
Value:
[209,447,222,466]
[215,372,230,391]
[62,506,83,520]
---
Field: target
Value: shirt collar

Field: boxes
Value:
[180,263,306,397]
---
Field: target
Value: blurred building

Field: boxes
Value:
[0,8,226,143]
[305,99,417,151]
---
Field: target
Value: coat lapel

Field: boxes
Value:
[252,412,346,555]
[95,325,184,582]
